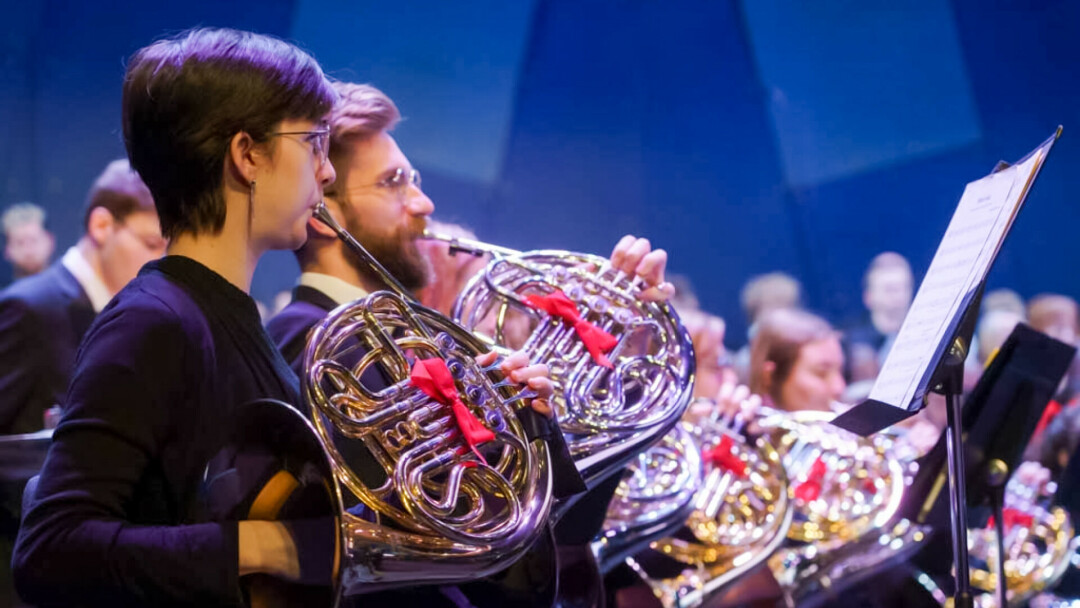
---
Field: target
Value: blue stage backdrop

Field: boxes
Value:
[2,0,1078,347]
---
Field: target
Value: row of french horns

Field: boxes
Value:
[243,199,1079,607]
[280,201,695,602]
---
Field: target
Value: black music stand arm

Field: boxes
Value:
[931,281,985,608]
[938,343,974,608]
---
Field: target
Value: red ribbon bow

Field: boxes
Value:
[409,358,495,464]
[524,290,618,368]
[987,508,1035,532]
[702,435,748,478]
[794,457,828,502]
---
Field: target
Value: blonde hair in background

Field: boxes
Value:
[1,203,46,236]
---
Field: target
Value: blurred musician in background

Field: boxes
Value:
[414,219,490,316]
[12,28,341,606]
[844,252,914,384]
[731,271,802,384]
[749,307,846,413]
[0,159,164,435]
[1,203,54,283]
[266,80,675,607]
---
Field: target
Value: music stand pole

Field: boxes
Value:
[939,339,973,608]
[986,459,1010,608]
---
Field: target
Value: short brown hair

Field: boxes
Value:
[123,28,336,240]
[323,82,401,198]
[749,308,836,402]
[82,159,155,230]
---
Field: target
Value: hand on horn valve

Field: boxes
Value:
[609,235,676,303]
[686,378,763,432]
[476,350,554,418]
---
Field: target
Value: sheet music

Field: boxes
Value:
[868,149,1046,408]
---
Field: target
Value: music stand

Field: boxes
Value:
[833,128,1061,608]
[900,323,1075,607]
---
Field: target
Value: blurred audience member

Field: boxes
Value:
[975,308,1025,366]
[733,271,802,382]
[845,252,913,383]
[982,287,1025,316]
[667,273,700,313]
[415,219,489,316]
[1028,293,1080,398]
[2,203,55,282]
[0,159,165,434]
[749,308,845,413]
[682,309,735,401]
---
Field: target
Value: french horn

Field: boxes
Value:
[267,203,557,600]
[422,231,696,490]
[601,402,793,608]
[950,471,1077,608]
[754,407,919,606]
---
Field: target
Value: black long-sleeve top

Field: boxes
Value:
[13,256,300,607]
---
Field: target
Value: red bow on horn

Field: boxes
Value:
[524,290,618,368]
[987,508,1035,532]
[409,358,495,464]
[794,457,828,502]
[702,435,748,478]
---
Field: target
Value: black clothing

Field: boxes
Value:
[13,256,299,607]
[265,284,337,374]
[0,261,95,434]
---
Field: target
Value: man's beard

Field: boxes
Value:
[342,215,431,293]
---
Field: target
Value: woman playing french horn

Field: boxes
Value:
[12,29,562,608]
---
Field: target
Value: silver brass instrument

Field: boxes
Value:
[756,408,909,545]
[423,231,696,488]
[602,404,793,608]
[755,408,917,605]
[946,473,1077,608]
[288,203,555,599]
[592,422,704,573]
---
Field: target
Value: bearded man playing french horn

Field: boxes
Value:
[266,81,679,607]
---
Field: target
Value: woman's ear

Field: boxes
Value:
[227,131,261,186]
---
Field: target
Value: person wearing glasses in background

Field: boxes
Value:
[267,81,673,381]
[266,81,674,607]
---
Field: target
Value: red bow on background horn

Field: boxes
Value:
[794,457,828,502]
[524,290,618,368]
[702,435,748,478]
[410,358,495,464]
[987,508,1035,532]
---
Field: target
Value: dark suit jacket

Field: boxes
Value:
[265,285,338,375]
[0,262,95,434]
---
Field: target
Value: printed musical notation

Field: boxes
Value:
[868,143,1049,410]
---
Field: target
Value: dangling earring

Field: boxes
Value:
[247,179,257,228]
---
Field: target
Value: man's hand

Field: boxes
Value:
[609,235,675,303]
[476,350,554,417]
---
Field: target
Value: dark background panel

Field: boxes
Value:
[1,0,1078,347]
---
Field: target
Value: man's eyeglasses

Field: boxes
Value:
[269,126,331,167]
[354,167,422,202]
